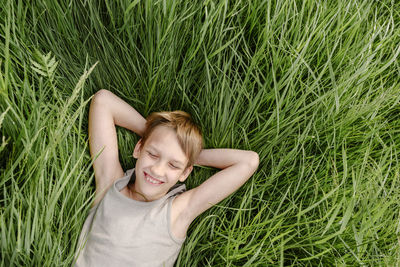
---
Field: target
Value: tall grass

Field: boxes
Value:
[1,0,400,266]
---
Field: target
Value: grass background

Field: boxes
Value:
[1,0,400,266]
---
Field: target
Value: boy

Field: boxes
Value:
[74,89,259,266]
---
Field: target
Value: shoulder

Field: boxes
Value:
[91,168,132,208]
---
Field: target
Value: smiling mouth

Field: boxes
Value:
[144,172,164,185]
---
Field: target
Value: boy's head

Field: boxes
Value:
[140,111,203,168]
[131,111,203,201]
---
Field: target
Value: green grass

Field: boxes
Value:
[1,0,400,266]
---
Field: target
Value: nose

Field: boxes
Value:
[150,161,165,178]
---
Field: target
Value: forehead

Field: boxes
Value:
[144,126,188,163]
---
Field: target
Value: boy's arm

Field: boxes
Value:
[88,89,146,207]
[174,149,259,228]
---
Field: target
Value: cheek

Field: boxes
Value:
[163,169,178,179]
[171,169,184,178]
[139,155,154,165]
[136,158,149,170]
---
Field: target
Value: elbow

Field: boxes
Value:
[92,89,109,100]
[91,89,110,106]
[247,151,259,171]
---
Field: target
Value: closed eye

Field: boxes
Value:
[169,163,179,169]
[147,151,158,158]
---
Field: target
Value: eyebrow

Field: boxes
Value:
[148,146,185,166]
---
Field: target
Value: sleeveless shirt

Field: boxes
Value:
[73,168,187,267]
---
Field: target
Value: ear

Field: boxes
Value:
[179,165,193,182]
[133,139,143,159]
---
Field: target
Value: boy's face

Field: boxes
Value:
[132,125,192,201]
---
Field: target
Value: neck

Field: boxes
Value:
[127,183,149,202]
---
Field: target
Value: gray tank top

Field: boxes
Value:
[73,168,186,267]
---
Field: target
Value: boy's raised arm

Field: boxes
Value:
[88,89,146,207]
[174,148,259,227]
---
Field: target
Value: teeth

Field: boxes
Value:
[145,174,162,184]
